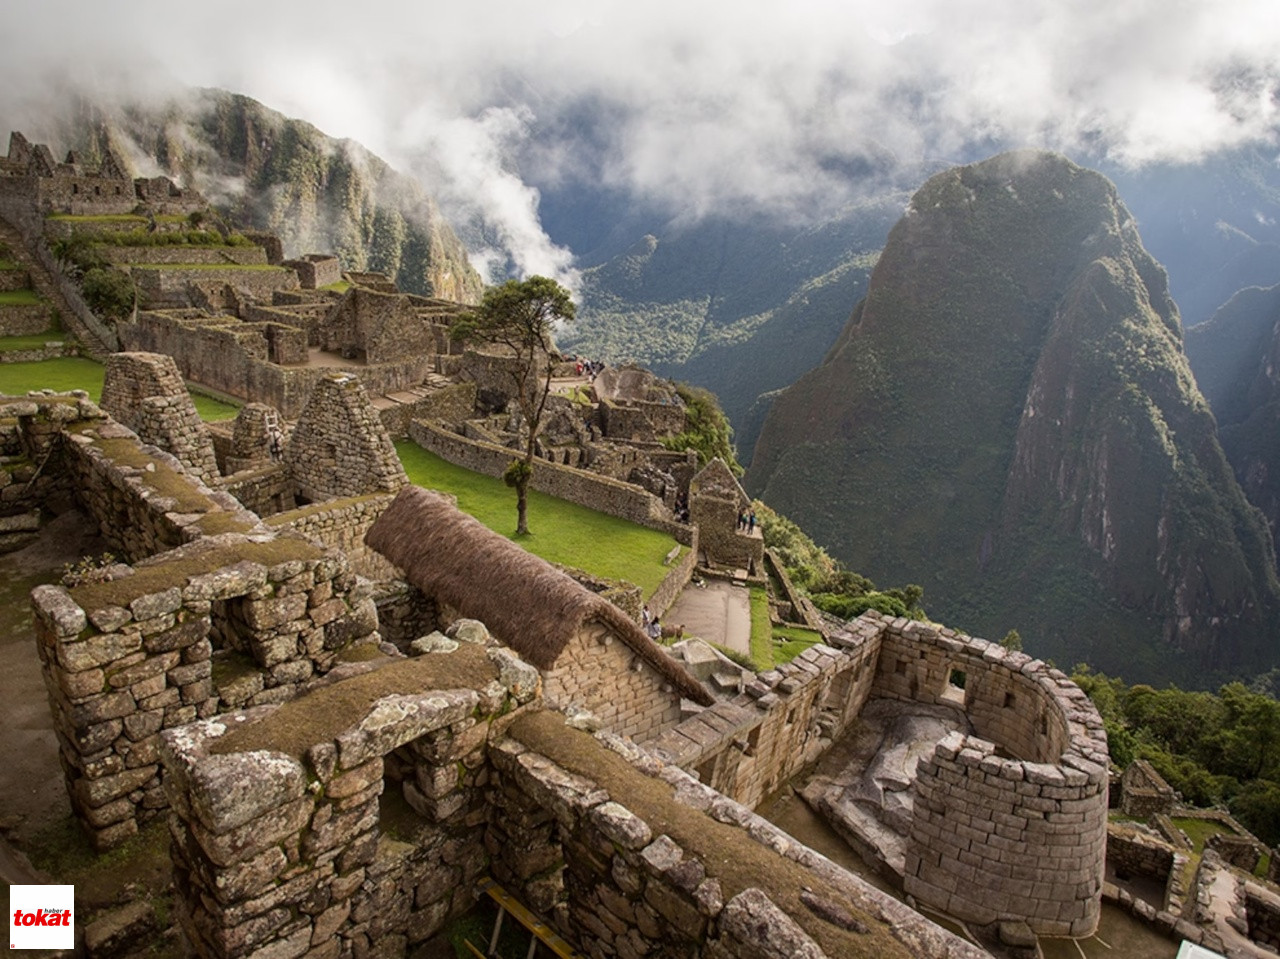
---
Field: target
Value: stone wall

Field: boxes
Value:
[1246,882,1280,951]
[0,301,55,335]
[159,649,985,959]
[1107,828,1175,892]
[648,616,883,810]
[488,714,987,959]
[100,352,220,485]
[129,265,297,309]
[320,287,433,364]
[122,310,436,418]
[31,528,380,849]
[1121,759,1176,818]
[409,420,693,545]
[283,373,408,504]
[222,465,295,518]
[598,397,685,442]
[376,382,477,440]
[267,494,401,581]
[99,246,269,266]
[649,612,1109,937]
[646,533,699,618]
[0,341,76,362]
[876,623,1110,936]
[282,254,341,289]
[541,623,684,742]
[159,646,523,959]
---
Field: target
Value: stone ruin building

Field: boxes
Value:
[0,132,205,216]
[3,344,1134,958]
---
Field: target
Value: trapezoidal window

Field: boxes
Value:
[940,666,967,706]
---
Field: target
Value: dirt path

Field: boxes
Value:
[664,580,751,655]
[0,510,105,847]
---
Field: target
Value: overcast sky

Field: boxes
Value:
[2,0,1278,281]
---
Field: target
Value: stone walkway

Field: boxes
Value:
[664,579,751,656]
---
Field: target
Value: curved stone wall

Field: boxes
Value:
[875,621,1110,936]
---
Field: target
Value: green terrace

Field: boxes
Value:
[0,289,44,305]
[126,263,286,271]
[0,332,66,350]
[395,440,681,600]
[46,213,189,224]
[0,357,240,422]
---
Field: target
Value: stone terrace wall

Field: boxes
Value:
[541,622,684,743]
[0,341,77,363]
[376,382,476,440]
[1108,828,1175,892]
[0,301,56,335]
[872,621,1110,936]
[488,715,987,959]
[266,494,401,581]
[158,646,527,959]
[129,265,298,308]
[409,420,693,545]
[647,615,884,810]
[99,246,269,266]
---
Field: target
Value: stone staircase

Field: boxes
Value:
[0,213,114,359]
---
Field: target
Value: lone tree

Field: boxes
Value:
[452,275,576,535]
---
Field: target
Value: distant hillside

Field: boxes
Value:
[747,151,1280,686]
[61,90,483,303]
[1187,285,1280,544]
[560,198,905,458]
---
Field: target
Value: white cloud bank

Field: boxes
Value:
[1,0,1277,277]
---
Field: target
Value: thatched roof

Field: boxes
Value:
[366,486,711,705]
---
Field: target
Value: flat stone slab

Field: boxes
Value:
[665,580,751,655]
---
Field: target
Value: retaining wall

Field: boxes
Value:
[408,420,693,545]
[0,301,55,335]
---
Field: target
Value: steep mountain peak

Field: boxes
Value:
[748,150,1279,685]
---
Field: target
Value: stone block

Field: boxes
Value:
[189,751,308,833]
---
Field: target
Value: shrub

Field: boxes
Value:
[80,267,136,319]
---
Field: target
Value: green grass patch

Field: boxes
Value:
[0,358,241,423]
[0,331,65,351]
[395,441,678,597]
[0,289,44,306]
[47,213,148,223]
[0,259,20,270]
[0,356,104,397]
[189,391,240,422]
[748,586,774,670]
[321,280,351,293]
[1171,816,1237,852]
[773,624,824,664]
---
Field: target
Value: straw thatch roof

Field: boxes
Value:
[366,486,712,705]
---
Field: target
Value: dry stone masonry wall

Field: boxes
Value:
[648,612,1110,937]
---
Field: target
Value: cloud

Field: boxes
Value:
[1,0,1277,262]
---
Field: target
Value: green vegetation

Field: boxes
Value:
[1074,665,1280,845]
[755,500,924,621]
[395,441,678,596]
[747,152,1280,686]
[0,259,21,270]
[27,817,172,917]
[748,586,774,669]
[126,262,285,271]
[661,383,742,474]
[321,280,351,293]
[0,288,43,305]
[453,276,577,535]
[89,228,255,247]
[0,356,104,396]
[773,624,824,664]
[0,358,239,422]
[0,331,64,351]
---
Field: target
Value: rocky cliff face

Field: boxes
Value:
[70,90,482,303]
[1187,285,1280,547]
[748,151,1280,684]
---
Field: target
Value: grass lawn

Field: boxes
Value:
[0,357,240,422]
[126,263,286,272]
[0,331,65,351]
[0,356,104,396]
[0,289,44,306]
[395,441,679,597]
[322,281,352,293]
[748,586,774,670]
[1171,816,1237,852]
[773,624,824,664]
